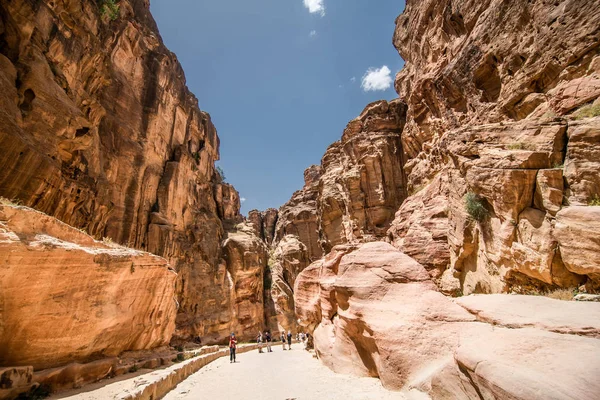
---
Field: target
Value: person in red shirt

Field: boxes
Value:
[229,332,237,363]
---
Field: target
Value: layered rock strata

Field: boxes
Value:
[394,0,600,165]
[266,235,310,333]
[0,204,177,370]
[270,100,409,329]
[0,0,263,348]
[220,223,268,340]
[386,0,600,293]
[294,242,600,397]
[288,0,600,395]
[274,165,323,262]
[283,0,600,296]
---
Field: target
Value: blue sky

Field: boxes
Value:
[150,0,406,214]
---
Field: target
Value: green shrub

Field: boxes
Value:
[506,142,525,150]
[98,0,120,21]
[464,192,488,222]
[573,104,600,120]
[216,166,226,182]
[545,288,576,301]
[128,364,138,373]
[176,353,185,362]
[589,195,600,206]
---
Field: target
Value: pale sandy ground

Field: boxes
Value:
[163,345,405,400]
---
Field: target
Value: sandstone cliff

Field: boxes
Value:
[0,0,266,352]
[288,0,600,396]
[294,242,600,397]
[283,0,600,298]
[388,0,600,293]
[266,100,408,331]
[0,203,176,371]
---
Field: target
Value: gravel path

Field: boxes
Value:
[163,345,405,400]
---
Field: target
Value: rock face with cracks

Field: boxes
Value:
[384,0,600,294]
[220,223,268,340]
[0,204,177,370]
[287,0,600,396]
[0,0,267,350]
[266,235,310,333]
[294,242,600,397]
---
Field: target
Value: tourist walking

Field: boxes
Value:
[229,332,237,363]
[257,331,263,353]
[281,332,287,350]
[265,330,272,352]
[287,330,292,350]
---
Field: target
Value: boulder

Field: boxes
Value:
[0,204,177,370]
[555,206,600,279]
[295,242,477,390]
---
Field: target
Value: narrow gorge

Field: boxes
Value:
[1,0,599,399]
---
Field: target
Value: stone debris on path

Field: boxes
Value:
[163,347,404,400]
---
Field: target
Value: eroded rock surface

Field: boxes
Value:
[0,204,177,370]
[267,235,310,333]
[274,165,323,262]
[0,0,264,347]
[383,0,600,294]
[294,241,600,397]
[220,223,268,341]
[394,0,600,162]
[295,242,477,390]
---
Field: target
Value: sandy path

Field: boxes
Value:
[163,345,404,400]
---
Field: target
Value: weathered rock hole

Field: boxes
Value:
[19,88,36,113]
[75,127,90,138]
[474,59,501,103]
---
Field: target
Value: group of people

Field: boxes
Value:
[260,330,291,352]
[227,330,311,362]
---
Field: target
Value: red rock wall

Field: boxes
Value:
[0,0,259,348]
[0,204,177,370]
[388,0,600,293]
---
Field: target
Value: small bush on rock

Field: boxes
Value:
[464,192,488,222]
[98,0,120,21]
[546,288,576,301]
[589,195,600,206]
[573,104,600,120]
[0,197,22,206]
[216,166,226,182]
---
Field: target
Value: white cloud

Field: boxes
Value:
[309,30,317,37]
[361,66,393,92]
[240,197,246,203]
[303,0,325,16]
[350,76,356,83]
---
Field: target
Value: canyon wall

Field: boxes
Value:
[0,203,177,370]
[295,242,600,397]
[0,0,266,378]
[266,100,408,331]
[287,0,600,299]
[290,0,600,396]
[388,0,600,294]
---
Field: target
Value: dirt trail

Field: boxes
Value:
[163,345,404,400]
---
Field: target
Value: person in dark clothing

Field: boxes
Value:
[265,330,272,352]
[229,332,237,363]
[287,330,292,349]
